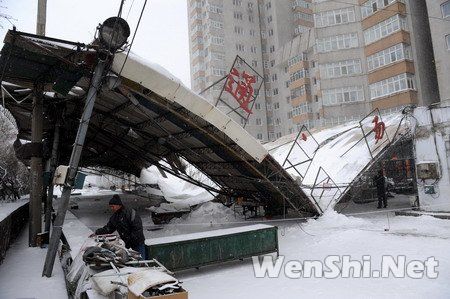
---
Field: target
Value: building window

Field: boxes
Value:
[249,15,255,22]
[273,88,279,95]
[319,59,362,79]
[369,73,416,100]
[367,43,412,71]
[208,4,223,14]
[269,45,275,53]
[266,2,272,10]
[252,60,258,67]
[295,12,313,22]
[210,36,224,45]
[293,0,311,9]
[212,67,226,76]
[234,26,244,35]
[442,1,450,18]
[446,35,450,50]
[314,7,356,28]
[234,12,243,20]
[257,133,263,140]
[287,53,307,67]
[210,20,223,29]
[255,103,261,110]
[236,44,245,52]
[249,29,255,36]
[361,0,398,19]
[316,33,359,53]
[269,29,274,36]
[270,60,275,67]
[292,103,311,117]
[364,14,407,45]
[274,102,280,109]
[267,15,273,23]
[322,86,365,106]
[256,118,262,125]
[271,73,278,81]
[233,0,242,6]
[291,85,310,98]
[290,69,309,83]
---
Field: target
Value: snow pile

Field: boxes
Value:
[140,164,217,206]
[305,209,369,231]
[169,202,238,225]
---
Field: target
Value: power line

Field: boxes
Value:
[115,0,148,80]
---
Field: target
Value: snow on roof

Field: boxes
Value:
[111,52,268,163]
[266,113,406,211]
[146,224,275,246]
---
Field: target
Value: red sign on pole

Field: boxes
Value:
[372,115,386,144]
[224,67,256,114]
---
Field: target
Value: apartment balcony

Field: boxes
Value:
[368,60,415,84]
[371,90,418,110]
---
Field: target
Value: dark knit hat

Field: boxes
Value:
[109,194,123,206]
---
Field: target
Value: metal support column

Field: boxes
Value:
[42,56,107,277]
[29,86,44,247]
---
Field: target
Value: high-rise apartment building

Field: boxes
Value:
[187,0,443,142]
[424,0,450,102]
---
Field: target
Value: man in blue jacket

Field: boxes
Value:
[94,195,146,258]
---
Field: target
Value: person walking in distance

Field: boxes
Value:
[374,169,387,209]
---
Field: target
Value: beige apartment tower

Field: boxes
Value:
[187,0,444,141]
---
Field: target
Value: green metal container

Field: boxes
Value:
[146,224,278,272]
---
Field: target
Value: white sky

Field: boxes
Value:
[0,0,191,86]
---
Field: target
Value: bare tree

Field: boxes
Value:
[0,107,29,201]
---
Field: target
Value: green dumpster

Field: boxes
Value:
[146,224,278,272]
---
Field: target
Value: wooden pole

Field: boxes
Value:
[29,86,44,247]
[36,0,47,36]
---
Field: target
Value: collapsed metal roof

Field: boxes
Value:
[0,30,320,216]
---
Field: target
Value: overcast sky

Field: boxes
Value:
[0,0,191,86]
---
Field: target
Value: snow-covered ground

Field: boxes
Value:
[0,225,68,299]
[0,197,28,222]
[176,205,450,298]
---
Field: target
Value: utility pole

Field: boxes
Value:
[42,16,130,277]
[42,56,107,277]
[36,0,47,36]
[29,85,44,247]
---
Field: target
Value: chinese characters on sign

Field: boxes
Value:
[372,115,386,144]
[224,67,256,114]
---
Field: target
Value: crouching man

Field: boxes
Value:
[93,194,146,259]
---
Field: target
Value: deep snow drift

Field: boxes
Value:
[177,208,450,299]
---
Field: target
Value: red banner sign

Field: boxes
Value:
[224,67,256,114]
